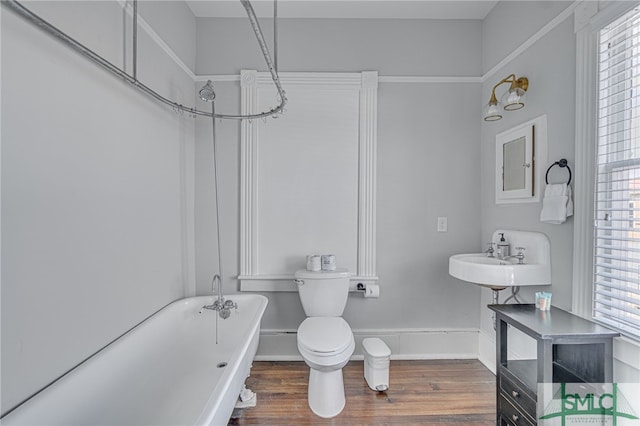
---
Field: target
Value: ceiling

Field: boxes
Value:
[186,1,499,20]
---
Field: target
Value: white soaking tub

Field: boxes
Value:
[1,294,268,426]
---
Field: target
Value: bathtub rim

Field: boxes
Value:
[1,293,269,422]
[181,294,269,425]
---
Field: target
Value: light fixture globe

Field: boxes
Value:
[502,86,526,111]
[484,100,502,121]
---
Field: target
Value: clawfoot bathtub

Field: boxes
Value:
[2,294,268,425]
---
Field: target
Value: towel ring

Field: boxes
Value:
[545,159,572,185]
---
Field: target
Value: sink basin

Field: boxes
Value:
[448,230,551,290]
[449,253,550,290]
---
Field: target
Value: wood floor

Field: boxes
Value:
[231,360,496,425]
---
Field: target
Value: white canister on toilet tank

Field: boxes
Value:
[321,254,336,271]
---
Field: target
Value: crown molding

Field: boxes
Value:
[481,1,580,82]
[116,0,196,80]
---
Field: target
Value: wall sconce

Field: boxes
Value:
[484,74,529,122]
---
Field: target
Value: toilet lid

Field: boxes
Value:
[297,317,353,354]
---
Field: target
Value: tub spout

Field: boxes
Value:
[200,274,237,319]
[200,299,237,319]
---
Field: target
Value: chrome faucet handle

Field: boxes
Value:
[199,297,237,319]
[514,247,526,264]
[485,243,496,257]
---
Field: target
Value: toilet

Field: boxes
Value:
[294,268,354,418]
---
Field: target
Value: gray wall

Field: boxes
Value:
[481,6,576,309]
[478,1,577,364]
[482,1,572,73]
[196,18,482,76]
[478,1,639,383]
[1,1,195,414]
[139,0,196,72]
[194,18,484,333]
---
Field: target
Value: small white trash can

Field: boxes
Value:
[362,338,391,392]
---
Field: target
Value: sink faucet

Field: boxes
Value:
[199,274,237,319]
[485,243,496,258]
[504,247,526,264]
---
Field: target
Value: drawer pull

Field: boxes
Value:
[511,390,520,398]
[512,414,520,422]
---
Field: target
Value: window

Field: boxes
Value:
[593,6,640,339]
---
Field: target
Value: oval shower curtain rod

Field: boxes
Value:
[3,0,287,120]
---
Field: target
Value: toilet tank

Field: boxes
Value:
[294,269,350,317]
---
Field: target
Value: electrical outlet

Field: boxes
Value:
[437,216,448,232]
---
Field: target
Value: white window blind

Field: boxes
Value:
[594,6,640,339]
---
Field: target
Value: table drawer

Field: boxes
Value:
[499,394,535,426]
[500,373,536,418]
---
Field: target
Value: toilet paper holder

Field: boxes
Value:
[356,282,380,298]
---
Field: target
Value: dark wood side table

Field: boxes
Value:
[488,304,619,425]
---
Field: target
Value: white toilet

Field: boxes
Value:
[294,268,355,418]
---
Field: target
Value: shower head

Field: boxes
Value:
[199,80,216,102]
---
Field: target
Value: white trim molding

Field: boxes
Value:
[571,1,640,383]
[239,70,259,283]
[571,14,598,319]
[115,0,580,91]
[571,0,640,318]
[238,71,378,292]
[201,74,483,85]
[255,328,479,361]
[482,1,580,82]
[358,71,378,280]
[117,0,196,80]
[239,274,379,292]
[369,76,480,84]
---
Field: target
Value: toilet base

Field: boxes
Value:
[307,368,346,418]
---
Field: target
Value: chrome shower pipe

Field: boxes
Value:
[273,0,278,73]
[3,0,286,120]
[240,0,286,105]
[132,0,137,81]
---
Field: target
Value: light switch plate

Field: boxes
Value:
[437,217,447,232]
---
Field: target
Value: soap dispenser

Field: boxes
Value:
[497,233,510,259]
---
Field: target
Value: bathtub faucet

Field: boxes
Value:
[200,274,237,319]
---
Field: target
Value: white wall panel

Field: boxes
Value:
[256,87,359,274]
[238,72,378,291]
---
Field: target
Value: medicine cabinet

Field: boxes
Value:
[495,115,547,204]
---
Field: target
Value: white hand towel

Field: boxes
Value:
[540,183,573,224]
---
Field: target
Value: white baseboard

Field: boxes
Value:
[257,326,639,383]
[255,328,479,361]
[478,326,537,375]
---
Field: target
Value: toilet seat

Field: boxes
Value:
[297,317,353,355]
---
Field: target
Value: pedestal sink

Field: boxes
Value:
[448,230,551,291]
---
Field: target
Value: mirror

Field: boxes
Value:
[503,136,528,191]
[495,115,547,204]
